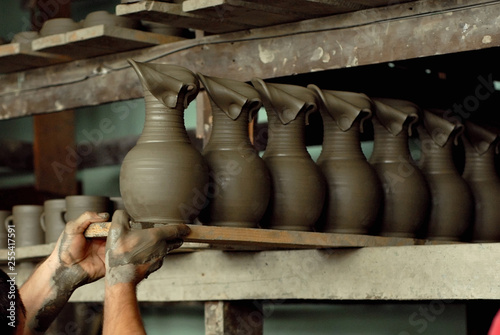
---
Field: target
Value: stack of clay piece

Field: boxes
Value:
[39,18,82,37]
[83,10,140,29]
[141,21,193,38]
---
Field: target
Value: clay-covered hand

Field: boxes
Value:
[48,211,109,289]
[105,210,190,286]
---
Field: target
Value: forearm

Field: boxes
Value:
[103,282,146,335]
[19,255,75,334]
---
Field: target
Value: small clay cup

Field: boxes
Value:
[0,210,11,249]
[4,205,44,247]
[64,195,109,222]
[109,197,125,212]
[40,199,66,244]
[84,10,139,29]
[40,18,81,36]
[12,31,39,44]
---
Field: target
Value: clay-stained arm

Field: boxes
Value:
[19,212,109,334]
[103,210,190,335]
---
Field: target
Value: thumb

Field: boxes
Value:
[108,210,131,239]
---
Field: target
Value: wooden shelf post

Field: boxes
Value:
[205,301,263,335]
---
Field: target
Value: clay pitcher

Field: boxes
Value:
[418,109,473,241]
[462,121,500,242]
[369,98,431,238]
[308,86,382,234]
[197,73,271,228]
[252,78,326,231]
[120,60,209,224]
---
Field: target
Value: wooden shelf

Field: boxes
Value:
[31,24,184,61]
[116,0,414,34]
[0,43,70,74]
[2,243,498,302]
[1,0,498,120]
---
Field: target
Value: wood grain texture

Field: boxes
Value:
[83,222,455,249]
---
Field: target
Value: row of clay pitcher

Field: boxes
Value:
[119,60,500,242]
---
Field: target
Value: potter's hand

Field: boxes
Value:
[105,210,190,286]
[48,211,109,288]
[21,212,109,334]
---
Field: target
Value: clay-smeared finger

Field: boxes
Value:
[109,210,131,236]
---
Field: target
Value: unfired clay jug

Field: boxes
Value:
[418,109,473,241]
[462,121,500,242]
[369,98,431,238]
[252,79,326,231]
[308,86,382,234]
[197,74,271,228]
[120,60,208,224]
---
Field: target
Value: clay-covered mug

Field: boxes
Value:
[4,205,44,247]
[64,195,109,222]
[0,210,11,249]
[109,197,125,212]
[40,199,66,244]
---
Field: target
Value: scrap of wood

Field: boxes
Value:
[84,221,455,249]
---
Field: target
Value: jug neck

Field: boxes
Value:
[370,118,412,163]
[138,90,190,144]
[419,130,457,173]
[463,140,499,181]
[264,108,308,157]
[204,103,253,150]
[320,114,365,160]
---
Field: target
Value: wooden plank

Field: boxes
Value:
[116,1,255,33]
[192,0,368,18]
[83,222,454,249]
[0,43,70,73]
[32,25,183,60]
[205,301,263,335]
[0,0,498,119]
[182,0,308,27]
[33,110,78,195]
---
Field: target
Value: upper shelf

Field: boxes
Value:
[115,0,414,34]
[0,0,498,120]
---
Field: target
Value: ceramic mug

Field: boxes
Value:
[64,195,109,222]
[0,210,11,249]
[4,205,44,247]
[40,199,66,244]
[109,197,125,212]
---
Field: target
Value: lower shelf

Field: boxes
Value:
[2,243,498,302]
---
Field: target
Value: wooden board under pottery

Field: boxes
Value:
[0,42,71,73]
[116,1,254,33]
[32,25,184,60]
[84,222,455,250]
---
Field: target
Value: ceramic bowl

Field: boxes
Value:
[40,18,81,37]
[84,10,140,29]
